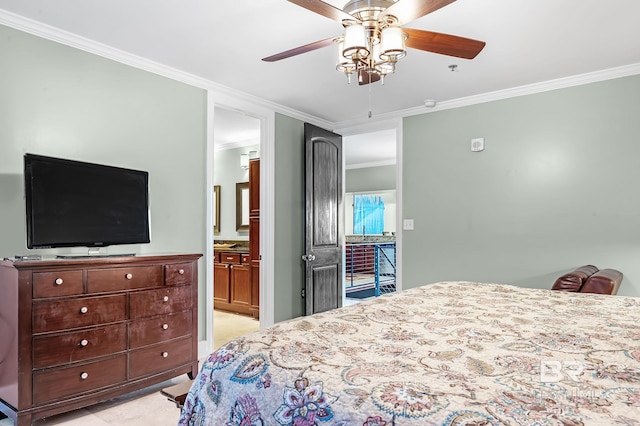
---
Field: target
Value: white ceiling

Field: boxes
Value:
[1,0,639,165]
[213,107,261,148]
[343,129,397,168]
[213,106,396,167]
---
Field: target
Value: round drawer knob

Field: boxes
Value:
[80,372,89,380]
[125,273,133,280]
[55,278,64,285]
[162,324,169,330]
[163,296,169,302]
[162,352,169,358]
[80,307,88,314]
[80,339,89,347]
[178,269,185,275]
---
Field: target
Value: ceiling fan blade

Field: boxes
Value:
[288,0,356,23]
[381,0,456,25]
[262,37,337,62]
[404,28,486,59]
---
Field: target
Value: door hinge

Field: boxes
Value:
[301,288,306,298]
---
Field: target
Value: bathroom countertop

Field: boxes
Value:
[214,240,249,253]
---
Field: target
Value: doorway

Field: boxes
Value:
[341,128,399,305]
[211,106,261,347]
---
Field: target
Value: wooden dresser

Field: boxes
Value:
[0,253,201,426]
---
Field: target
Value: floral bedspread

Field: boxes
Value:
[178,281,640,425]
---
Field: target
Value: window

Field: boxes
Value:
[353,194,384,235]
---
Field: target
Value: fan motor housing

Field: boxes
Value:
[343,0,396,22]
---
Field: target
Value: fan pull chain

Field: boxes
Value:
[368,76,372,118]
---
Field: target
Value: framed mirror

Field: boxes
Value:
[213,185,220,234]
[236,182,249,231]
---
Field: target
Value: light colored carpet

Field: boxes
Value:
[213,309,260,350]
[0,310,259,426]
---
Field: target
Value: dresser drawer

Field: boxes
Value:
[129,311,192,348]
[33,324,127,369]
[33,270,83,298]
[33,355,127,405]
[129,336,193,378]
[129,286,192,319]
[220,252,241,264]
[33,294,127,333]
[86,265,163,293]
[241,253,250,264]
[165,262,192,286]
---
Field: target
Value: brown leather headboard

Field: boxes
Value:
[551,265,599,292]
[581,269,623,295]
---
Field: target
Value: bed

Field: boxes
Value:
[178,281,640,425]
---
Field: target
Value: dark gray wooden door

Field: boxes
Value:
[304,123,343,315]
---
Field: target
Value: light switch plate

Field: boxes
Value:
[403,219,414,230]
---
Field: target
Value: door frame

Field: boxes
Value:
[204,91,275,356]
[333,117,404,303]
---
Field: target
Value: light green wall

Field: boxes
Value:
[403,75,640,297]
[213,145,260,240]
[346,164,396,192]
[0,25,208,335]
[273,113,305,321]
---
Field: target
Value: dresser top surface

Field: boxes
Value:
[0,253,203,270]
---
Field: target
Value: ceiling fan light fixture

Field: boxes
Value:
[263,0,486,89]
[336,40,355,71]
[377,61,396,76]
[336,40,357,83]
[342,24,369,59]
[372,43,395,74]
[371,42,382,63]
[379,26,406,60]
[336,23,402,85]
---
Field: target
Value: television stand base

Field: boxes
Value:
[56,253,136,259]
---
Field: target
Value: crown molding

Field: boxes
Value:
[403,62,640,119]
[346,159,396,170]
[214,138,261,151]
[334,62,640,130]
[0,10,209,89]
[333,117,402,136]
[2,8,639,132]
[0,9,332,130]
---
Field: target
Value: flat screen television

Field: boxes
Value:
[24,154,151,250]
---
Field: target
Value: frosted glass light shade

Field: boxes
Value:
[372,40,395,75]
[371,42,382,63]
[343,24,369,59]
[380,27,406,60]
[336,41,356,73]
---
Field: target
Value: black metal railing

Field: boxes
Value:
[345,242,396,299]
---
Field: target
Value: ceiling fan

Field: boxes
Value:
[262,0,486,85]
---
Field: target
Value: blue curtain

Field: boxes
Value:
[353,194,384,235]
